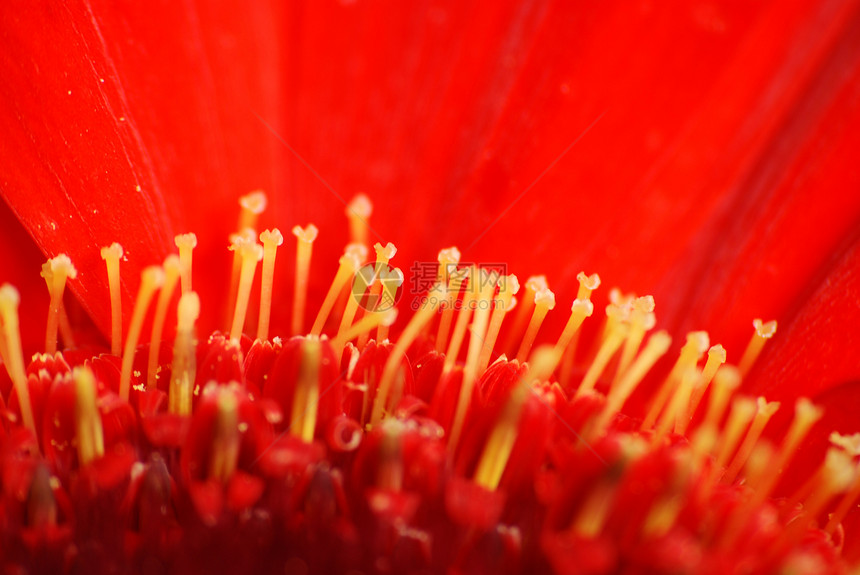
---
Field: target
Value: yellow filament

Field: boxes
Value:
[119,266,164,401]
[257,229,284,341]
[515,287,556,363]
[679,344,727,434]
[229,238,264,342]
[652,366,699,445]
[478,274,520,372]
[641,331,709,430]
[290,340,321,443]
[706,396,757,491]
[291,225,319,336]
[73,366,104,466]
[174,233,197,296]
[503,275,547,355]
[553,298,595,359]
[376,267,404,343]
[169,292,200,416]
[574,322,627,400]
[572,481,616,537]
[225,228,257,331]
[700,366,741,432]
[146,256,181,391]
[0,285,36,433]
[449,270,498,454]
[370,284,443,426]
[100,243,124,355]
[442,267,477,374]
[41,261,74,350]
[738,319,777,377]
[436,258,468,353]
[346,194,373,247]
[721,397,780,483]
[473,382,530,490]
[43,254,77,355]
[209,389,240,482]
[311,244,365,336]
[613,296,654,386]
[334,308,398,350]
[357,242,396,348]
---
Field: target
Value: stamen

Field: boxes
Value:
[209,389,240,482]
[376,267,404,343]
[377,419,404,491]
[311,244,366,336]
[334,308,398,349]
[641,331,709,430]
[613,295,655,385]
[450,270,498,453]
[652,365,699,445]
[174,233,197,296]
[371,283,443,427]
[679,344,727,434]
[478,274,520,372]
[257,229,284,341]
[0,284,36,433]
[553,298,595,360]
[722,397,780,483]
[515,287,556,364]
[74,366,105,467]
[433,247,462,349]
[120,266,164,401]
[100,243,124,356]
[826,435,860,535]
[357,242,396,348]
[42,254,77,355]
[169,292,200,416]
[291,225,319,336]
[699,365,741,432]
[229,237,264,342]
[576,271,601,300]
[290,340,321,443]
[346,194,373,247]
[574,319,627,400]
[442,266,477,374]
[473,382,530,490]
[237,190,268,232]
[707,396,757,489]
[147,255,181,391]
[41,260,74,349]
[503,275,548,356]
[738,319,777,377]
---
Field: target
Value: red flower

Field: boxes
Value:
[1,1,860,573]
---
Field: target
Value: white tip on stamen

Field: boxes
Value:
[534,288,556,310]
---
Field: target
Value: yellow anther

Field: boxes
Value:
[73,366,104,467]
[576,271,601,300]
[238,190,268,232]
[613,295,655,386]
[229,237,263,342]
[291,224,319,336]
[738,318,777,377]
[346,194,373,247]
[42,254,77,355]
[147,255,181,391]
[314,244,366,339]
[290,340,322,443]
[120,266,164,401]
[169,292,200,416]
[433,247,462,349]
[515,287,556,364]
[0,284,36,434]
[478,274,520,372]
[174,233,197,295]
[831,432,860,456]
[257,229,284,341]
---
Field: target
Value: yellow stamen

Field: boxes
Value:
[209,388,240,482]
[100,243,124,356]
[705,396,757,491]
[652,365,698,445]
[311,244,366,337]
[169,292,200,416]
[574,319,627,400]
[371,283,443,427]
[722,397,780,483]
[576,271,601,300]
[433,247,462,347]
[146,256,181,391]
[0,284,36,434]
[678,344,727,434]
[174,233,197,296]
[41,261,74,349]
[738,318,777,377]
[700,365,741,432]
[503,275,548,356]
[357,242,396,348]
[376,267,404,343]
[257,228,284,341]
[478,274,520,372]
[334,308,398,350]
[642,331,709,430]
[346,194,373,248]
[450,270,498,453]
[442,267,477,373]
[290,339,321,443]
[591,331,672,439]
[515,287,556,363]
[473,381,531,490]
[237,190,268,232]
[553,298,595,360]
[73,366,104,467]
[42,254,77,355]
[613,295,655,385]
[229,237,264,342]
[291,224,319,336]
[120,266,164,401]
